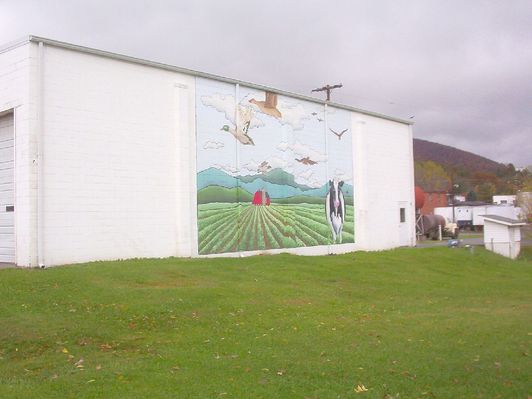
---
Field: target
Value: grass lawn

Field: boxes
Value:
[0,247,530,398]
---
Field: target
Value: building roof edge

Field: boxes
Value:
[26,35,413,126]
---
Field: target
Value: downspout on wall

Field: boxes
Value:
[36,41,45,267]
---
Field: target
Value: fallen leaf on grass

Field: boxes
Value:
[61,348,69,354]
[354,384,368,393]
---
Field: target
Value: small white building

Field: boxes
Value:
[472,205,522,226]
[493,195,516,206]
[0,36,416,267]
[483,215,525,259]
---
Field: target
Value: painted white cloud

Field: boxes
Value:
[294,170,323,188]
[277,100,309,130]
[242,160,260,173]
[307,179,323,188]
[333,168,352,183]
[242,156,291,173]
[214,163,240,176]
[268,156,291,169]
[203,140,224,150]
[201,94,235,122]
[276,140,327,163]
[201,94,264,129]
[297,169,314,181]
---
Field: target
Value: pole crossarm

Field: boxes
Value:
[312,84,343,101]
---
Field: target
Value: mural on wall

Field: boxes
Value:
[196,78,354,255]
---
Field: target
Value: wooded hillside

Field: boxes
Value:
[413,139,531,201]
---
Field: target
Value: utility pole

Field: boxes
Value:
[312,83,343,101]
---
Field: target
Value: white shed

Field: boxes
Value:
[0,36,415,267]
[483,215,525,259]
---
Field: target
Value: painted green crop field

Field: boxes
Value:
[0,247,530,398]
[198,203,355,255]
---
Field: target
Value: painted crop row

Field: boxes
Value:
[198,203,355,254]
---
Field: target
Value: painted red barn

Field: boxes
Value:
[252,188,271,206]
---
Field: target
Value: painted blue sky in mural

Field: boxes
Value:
[196,78,353,189]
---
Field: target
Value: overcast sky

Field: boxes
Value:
[2,0,531,166]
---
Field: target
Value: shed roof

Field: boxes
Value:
[1,35,413,126]
[482,215,526,226]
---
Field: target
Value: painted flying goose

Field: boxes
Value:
[249,92,282,119]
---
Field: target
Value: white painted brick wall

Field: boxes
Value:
[352,113,415,250]
[0,42,38,266]
[40,46,195,265]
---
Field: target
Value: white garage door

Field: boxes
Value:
[0,113,15,263]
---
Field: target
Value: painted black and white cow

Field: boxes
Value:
[325,179,345,243]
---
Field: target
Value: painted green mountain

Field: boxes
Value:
[197,168,239,191]
[197,167,313,192]
[197,185,253,204]
[239,168,313,191]
[198,167,354,199]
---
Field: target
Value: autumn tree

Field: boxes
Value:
[414,161,451,192]
[475,182,496,202]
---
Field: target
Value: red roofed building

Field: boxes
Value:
[252,189,270,206]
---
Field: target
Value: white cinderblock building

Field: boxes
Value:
[0,36,415,267]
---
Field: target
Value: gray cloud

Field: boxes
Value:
[2,0,531,165]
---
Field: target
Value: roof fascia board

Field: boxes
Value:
[0,36,30,55]
[483,217,526,226]
[28,35,413,126]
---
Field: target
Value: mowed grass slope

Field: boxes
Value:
[0,248,530,398]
